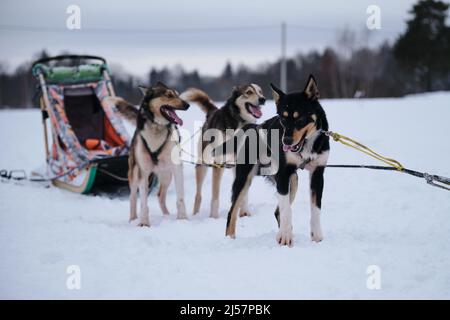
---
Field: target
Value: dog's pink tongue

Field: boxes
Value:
[251,105,262,118]
[167,110,183,126]
[283,144,293,152]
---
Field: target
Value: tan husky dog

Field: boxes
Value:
[109,82,190,226]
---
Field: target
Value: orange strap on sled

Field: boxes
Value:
[85,139,102,150]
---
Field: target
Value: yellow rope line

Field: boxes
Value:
[325,131,404,171]
[176,127,406,171]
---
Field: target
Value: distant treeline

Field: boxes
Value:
[1,0,449,108]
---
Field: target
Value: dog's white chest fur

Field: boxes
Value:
[140,122,170,151]
[285,134,329,170]
[137,123,181,172]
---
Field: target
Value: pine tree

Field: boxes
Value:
[394,0,450,91]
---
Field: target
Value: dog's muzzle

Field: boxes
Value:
[282,133,308,152]
[245,102,263,119]
[282,140,306,152]
[160,105,185,125]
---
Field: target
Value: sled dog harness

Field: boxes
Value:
[139,127,172,166]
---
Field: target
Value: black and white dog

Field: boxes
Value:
[224,75,330,246]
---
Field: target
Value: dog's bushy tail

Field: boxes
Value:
[180,88,217,114]
[106,97,139,125]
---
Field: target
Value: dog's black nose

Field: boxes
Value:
[259,97,266,105]
[283,136,294,146]
[184,102,190,109]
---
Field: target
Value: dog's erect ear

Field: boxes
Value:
[304,75,319,100]
[232,85,241,94]
[270,83,284,105]
[138,85,149,96]
[155,81,168,89]
[231,85,243,99]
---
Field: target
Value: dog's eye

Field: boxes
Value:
[246,90,253,95]
[296,117,309,125]
[166,92,175,98]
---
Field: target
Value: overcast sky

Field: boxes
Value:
[0,0,417,77]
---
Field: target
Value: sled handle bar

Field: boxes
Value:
[32,55,107,68]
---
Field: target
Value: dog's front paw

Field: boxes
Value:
[276,229,294,247]
[138,222,150,227]
[310,229,323,242]
[209,211,220,219]
[129,214,137,223]
[177,212,188,220]
[176,200,187,219]
[225,232,236,239]
[239,209,252,217]
[210,200,220,219]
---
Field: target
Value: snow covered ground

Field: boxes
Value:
[1,92,449,299]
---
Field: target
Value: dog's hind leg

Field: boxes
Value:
[309,166,325,242]
[225,164,256,238]
[129,166,139,222]
[173,164,187,220]
[193,165,207,215]
[138,172,151,227]
[158,171,172,215]
[274,173,298,227]
[210,166,224,218]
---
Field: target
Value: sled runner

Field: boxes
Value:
[32,55,157,194]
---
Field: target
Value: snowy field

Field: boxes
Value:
[1,92,450,299]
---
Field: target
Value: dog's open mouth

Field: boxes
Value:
[161,105,183,125]
[245,102,262,119]
[282,139,306,153]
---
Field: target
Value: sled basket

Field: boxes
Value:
[31,55,156,194]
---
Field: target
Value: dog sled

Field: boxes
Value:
[31,55,156,194]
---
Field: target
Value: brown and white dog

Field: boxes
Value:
[180,84,265,218]
[108,82,190,226]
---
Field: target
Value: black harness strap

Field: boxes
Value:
[140,127,172,165]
